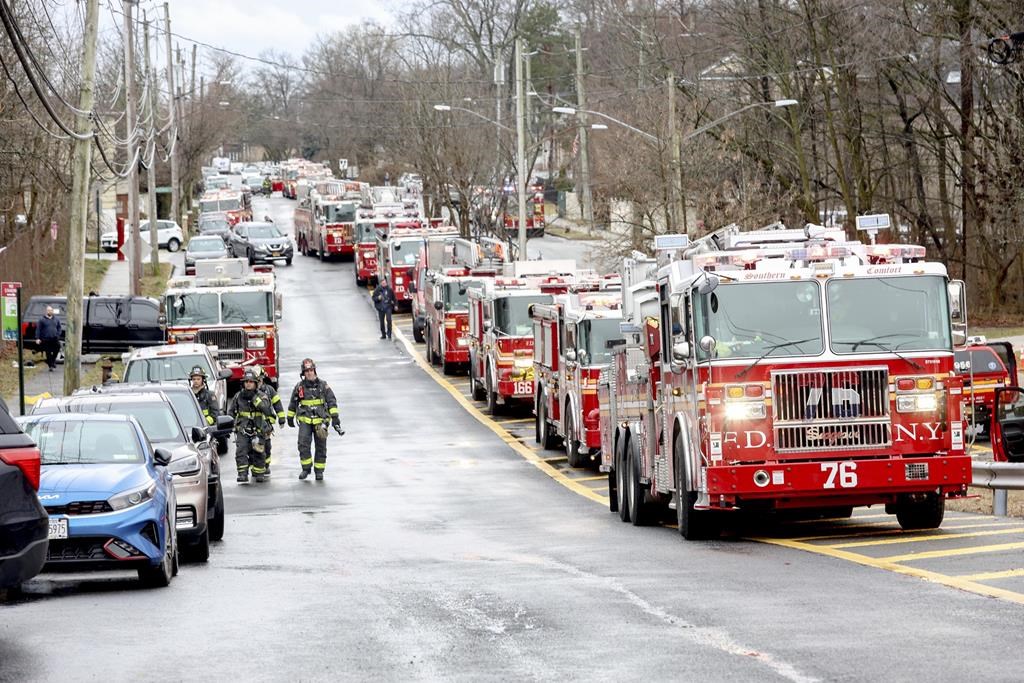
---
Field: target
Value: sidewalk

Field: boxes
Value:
[97,259,131,295]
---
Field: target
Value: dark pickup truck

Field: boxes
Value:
[21,295,165,355]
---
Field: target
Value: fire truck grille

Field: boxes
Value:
[772,367,891,453]
[905,462,929,481]
[198,329,245,361]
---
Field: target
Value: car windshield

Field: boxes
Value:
[166,292,220,325]
[163,391,204,429]
[827,275,952,354]
[954,348,1006,377]
[23,419,144,465]
[390,240,420,266]
[64,402,184,443]
[494,295,550,336]
[578,318,622,366]
[220,198,240,211]
[695,281,824,360]
[189,238,224,253]
[444,280,481,311]
[325,204,356,223]
[199,200,219,212]
[199,216,228,230]
[222,291,273,324]
[124,355,213,383]
[248,225,282,239]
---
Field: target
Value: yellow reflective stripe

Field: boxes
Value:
[297,416,326,424]
[299,458,313,466]
[313,462,326,470]
[251,466,266,474]
[286,410,296,417]
[206,415,215,425]
[276,410,286,418]
[300,398,325,406]
[237,411,256,418]
[272,395,282,405]
[328,407,339,415]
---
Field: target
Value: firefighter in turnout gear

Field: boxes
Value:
[253,364,286,476]
[287,358,342,480]
[228,368,276,483]
[189,366,219,426]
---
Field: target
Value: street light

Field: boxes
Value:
[434,103,513,132]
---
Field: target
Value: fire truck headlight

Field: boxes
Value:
[897,394,938,413]
[457,338,469,347]
[725,402,766,421]
[514,357,533,369]
[246,333,267,349]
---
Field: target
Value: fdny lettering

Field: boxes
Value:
[722,431,769,449]
[893,422,943,441]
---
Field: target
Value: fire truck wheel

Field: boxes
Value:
[539,397,559,450]
[566,410,586,468]
[675,432,719,540]
[615,437,630,522]
[895,492,945,531]
[470,362,486,401]
[247,250,255,266]
[318,241,327,261]
[442,357,454,375]
[487,371,502,416]
[425,329,436,365]
[413,319,425,344]
[627,438,651,526]
[534,395,542,443]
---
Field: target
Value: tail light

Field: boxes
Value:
[0,446,42,490]
[169,333,195,343]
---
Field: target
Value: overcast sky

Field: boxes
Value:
[167,0,395,64]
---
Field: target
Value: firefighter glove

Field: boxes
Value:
[278,417,286,427]
[287,416,295,428]
[331,416,341,427]
[333,424,345,437]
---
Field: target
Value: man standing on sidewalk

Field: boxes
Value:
[36,306,62,371]
[372,277,396,340]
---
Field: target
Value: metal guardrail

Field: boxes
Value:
[971,461,1024,516]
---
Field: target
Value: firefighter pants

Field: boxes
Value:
[297,422,327,472]
[377,309,393,338]
[235,433,267,476]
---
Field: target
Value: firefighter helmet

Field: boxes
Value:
[252,364,264,379]
[189,366,207,379]
[242,368,259,383]
[300,358,317,377]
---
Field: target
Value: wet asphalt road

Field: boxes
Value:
[2,195,1024,682]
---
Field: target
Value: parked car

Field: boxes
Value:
[197,212,232,242]
[0,400,47,590]
[21,295,164,355]
[34,392,215,562]
[101,220,183,253]
[242,174,264,195]
[122,344,231,413]
[72,383,231,542]
[16,413,178,587]
[185,236,229,274]
[228,221,293,266]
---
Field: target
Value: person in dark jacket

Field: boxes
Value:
[372,277,396,339]
[36,305,62,371]
[189,366,219,426]
[286,358,342,481]
[227,368,275,483]
[254,364,286,476]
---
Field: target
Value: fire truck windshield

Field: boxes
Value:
[494,295,551,336]
[167,293,219,325]
[325,204,356,223]
[166,291,273,325]
[200,198,240,213]
[578,318,622,366]
[444,280,482,311]
[356,223,376,241]
[827,275,951,354]
[221,292,273,324]
[695,281,823,360]
[390,241,420,266]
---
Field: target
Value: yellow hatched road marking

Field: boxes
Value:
[570,475,606,482]
[497,417,534,424]
[792,520,1018,542]
[878,541,1024,563]
[829,527,1024,549]
[755,537,1024,605]
[957,568,1024,581]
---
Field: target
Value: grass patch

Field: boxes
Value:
[140,262,172,299]
[971,326,1024,340]
[948,488,1024,518]
[84,259,111,294]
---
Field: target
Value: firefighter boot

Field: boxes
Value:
[298,469,310,480]
[237,468,249,483]
[315,471,324,481]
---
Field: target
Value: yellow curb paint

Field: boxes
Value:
[829,527,1024,549]
[792,520,1018,542]
[25,392,52,405]
[956,569,1024,582]
[877,541,1024,563]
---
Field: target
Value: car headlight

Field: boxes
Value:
[108,482,157,510]
[724,402,767,421]
[168,454,201,477]
[896,394,938,413]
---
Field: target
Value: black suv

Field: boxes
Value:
[0,399,48,589]
[22,295,165,355]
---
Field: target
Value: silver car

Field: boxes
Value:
[185,235,229,274]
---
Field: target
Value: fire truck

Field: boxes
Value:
[294,190,360,261]
[954,337,1016,440]
[163,259,283,388]
[467,261,577,414]
[375,223,457,311]
[533,282,624,467]
[598,218,971,539]
[198,189,251,226]
[354,211,390,286]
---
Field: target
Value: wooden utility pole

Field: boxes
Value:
[163,3,179,227]
[64,0,100,395]
[575,28,594,232]
[515,37,528,258]
[667,71,682,234]
[143,16,160,275]
[123,0,141,295]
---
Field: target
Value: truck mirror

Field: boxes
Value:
[218,368,233,380]
[157,314,166,326]
[565,348,577,362]
[434,301,444,311]
[953,330,967,346]
[697,273,720,296]
[483,320,492,332]
[948,279,967,328]
[672,341,691,363]
[698,335,716,354]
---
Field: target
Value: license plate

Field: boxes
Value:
[514,381,532,396]
[48,517,68,540]
[271,251,281,256]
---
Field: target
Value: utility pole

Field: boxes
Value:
[64,0,100,395]
[575,28,594,232]
[667,71,682,234]
[144,16,160,275]
[515,37,528,258]
[493,50,505,188]
[163,3,179,228]
[123,0,140,296]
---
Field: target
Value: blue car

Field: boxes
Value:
[16,413,179,587]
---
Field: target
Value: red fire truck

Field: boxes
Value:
[164,259,283,388]
[354,212,390,286]
[598,220,971,539]
[533,284,624,467]
[467,261,578,414]
[199,190,251,226]
[375,223,457,311]
[294,191,360,261]
[954,338,1015,440]
[501,189,546,239]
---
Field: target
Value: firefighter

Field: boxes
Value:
[228,368,275,483]
[372,276,396,339]
[253,364,286,476]
[189,366,219,426]
[286,358,342,480]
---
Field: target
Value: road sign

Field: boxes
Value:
[50,220,58,241]
[120,232,152,264]
[1,281,21,341]
[338,158,348,171]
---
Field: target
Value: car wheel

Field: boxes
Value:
[167,238,181,252]
[208,483,225,542]
[247,250,255,266]
[187,527,211,563]
[286,257,293,266]
[139,513,176,587]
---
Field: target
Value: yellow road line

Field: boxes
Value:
[543,455,568,462]
[497,417,534,424]
[830,527,1024,549]
[956,568,1024,581]
[792,521,1018,542]
[755,537,1024,605]
[878,541,1024,563]
[570,475,606,482]
[392,324,608,505]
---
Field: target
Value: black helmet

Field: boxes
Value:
[242,368,259,383]
[300,358,317,377]
[189,366,207,379]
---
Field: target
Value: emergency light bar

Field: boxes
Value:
[654,234,690,251]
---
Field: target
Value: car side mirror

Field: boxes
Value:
[190,426,206,443]
[434,301,443,310]
[153,447,172,467]
[213,415,234,438]
[218,368,233,380]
